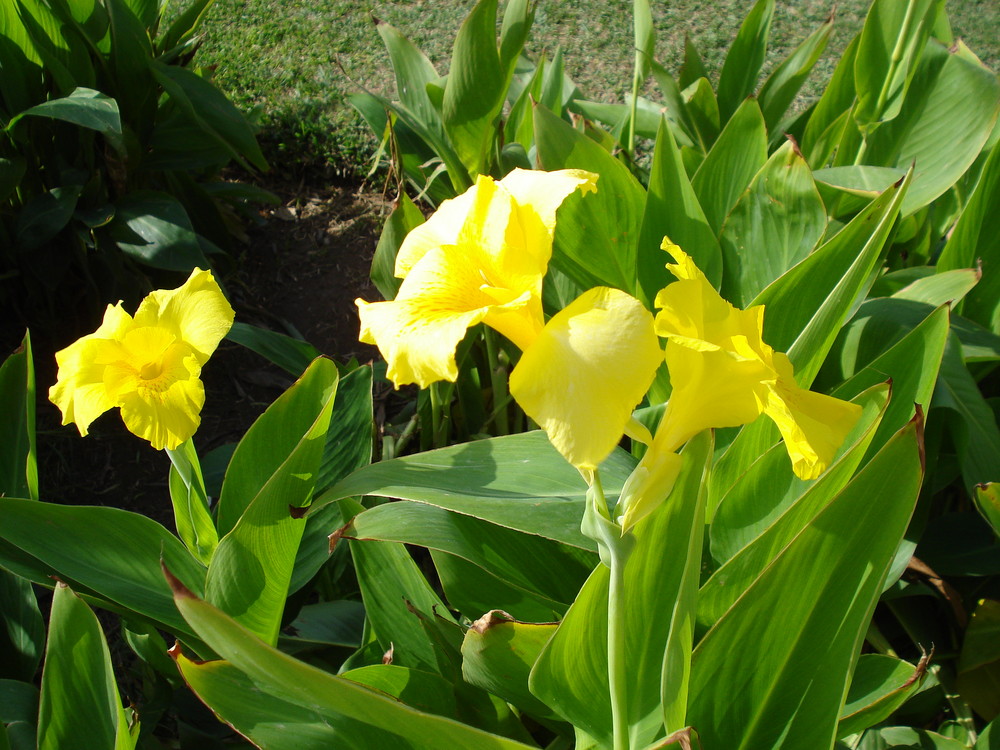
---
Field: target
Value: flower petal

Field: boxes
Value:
[132,268,234,364]
[763,353,863,479]
[510,287,661,470]
[117,348,204,451]
[48,303,134,435]
[394,188,479,278]
[616,444,684,533]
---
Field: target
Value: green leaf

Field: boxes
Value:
[105,0,154,127]
[530,433,712,747]
[7,87,124,155]
[38,583,138,750]
[691,98,768,238]
[838,654,929,739]
[956,597,1000,721]
[166,440,217,566]
[348,502,593,610]
[207,358,338,645]
[0,331,36,501]
[636,117,721,305]
[678,34,710,91]
[0,679,37,724]
[758,12,832,135]
[312,432,636,551]
[880,727,971,749]
[110,191,210,272]
[852,0,938,129]
[370,192,425,300]
[932,333,1000,491]
[975,483,1000,538]
[151,61,268,172]
[680,77,720,151]
[158,0,215,54]
[0,569,43,682]
[462,612,559,720]
[498,0,532,80]
[376,17,441,139]
[719,139,827,306]
[225,321,321,378]
[715,0,774,121]
[688,418,924,750]
[864,41,1000,216]
[15,184,82,251]
[0,500,205,636]
[937,141,1000,332]
[176,653,408,749]
[754,169,911,385]
[167,576,536,749]
[533,104,644,295]
[442,0,503,176]
[802,35,859,167]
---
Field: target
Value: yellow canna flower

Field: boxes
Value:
[617,241,861,531]
[510,287,662,471]
[49,269,234,451]
[357,168,597,388]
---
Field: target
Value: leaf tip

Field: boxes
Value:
[470,610,515,634]
[161,559,196,600]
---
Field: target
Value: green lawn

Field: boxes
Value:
[191,0,1000,175]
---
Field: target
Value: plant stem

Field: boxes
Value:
[483,328,510,435]
[591,473,631,750]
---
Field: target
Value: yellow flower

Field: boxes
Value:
[49,269,234,451]
[510,287,662,471]
[357,168,597,387]
[617,241,861,530]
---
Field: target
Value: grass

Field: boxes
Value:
[189,0,1000,177]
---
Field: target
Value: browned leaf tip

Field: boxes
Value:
[784,133,804,159]
[469,610,515,635]
[382,642,395,665]
[328,519,355,552]
[161,559,196,600]
[912,403,926,473]
[907,555,966,629]
[167,640,208,665]
[648,727,702,749]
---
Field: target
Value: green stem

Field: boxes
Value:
[591,474,631,750]
[483,328,510,435]
[429,382,450,448]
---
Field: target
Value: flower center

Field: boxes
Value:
[139,360,163,380]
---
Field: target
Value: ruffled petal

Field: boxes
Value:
[48,303,134,435]
[394,188,479,278]
[117,347,204,451]
[132,269,234,364]
[763,353,862,479]
[509,287,661,470]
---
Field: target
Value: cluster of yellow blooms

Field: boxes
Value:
[50,169,859,531]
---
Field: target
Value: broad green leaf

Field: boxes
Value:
[370,192,425,300]
[110,191,210,272]
[978,717,1000,748]
[225,321,321,378]
[852,0,938,129]
[636,117,721,305]
[151,62,268,172]
[932,333,1000,491]
[715,0,774,121]
[758,12,832,135]
[312,432,636,551]
[891,268,980,306]
[677,34,709,91]
[533,104,644,294]
[680,77,720,152]
[462,612,559,720]
[0,500,204,636]
[864,40,1000,216]
[442,0,503,176]
[290,365,373,593]
[281,600,365,651]
[0,679,37,724]
[0,331,36,501]
[14,0,93,93]
[802,35,858,167]
[376,17,441,136]
[158,0,215,54]
[166,439,216,566]
[720,139,827,306]
[0,157,26,204]
[691,98,768,239]
[688,418,924,750]
[707,384,888,575]
[207,358,338,644]
[176,653,409,749]
[15,184,82,251]
[955,599,1000,722]
[498,0,531,80]
[7,87,124,155]
[838,654,929,739]
[530,433,712,748]
[937,142,1000,332]
[0,569,42,682]
[38,583,138,750]
[976,483,1000,538]
[754,169,911,385]
[348,501,593,609]
[167,575,537,749]
[880,727,971,749]
[105,0,154,126]
[650,60,698,149]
